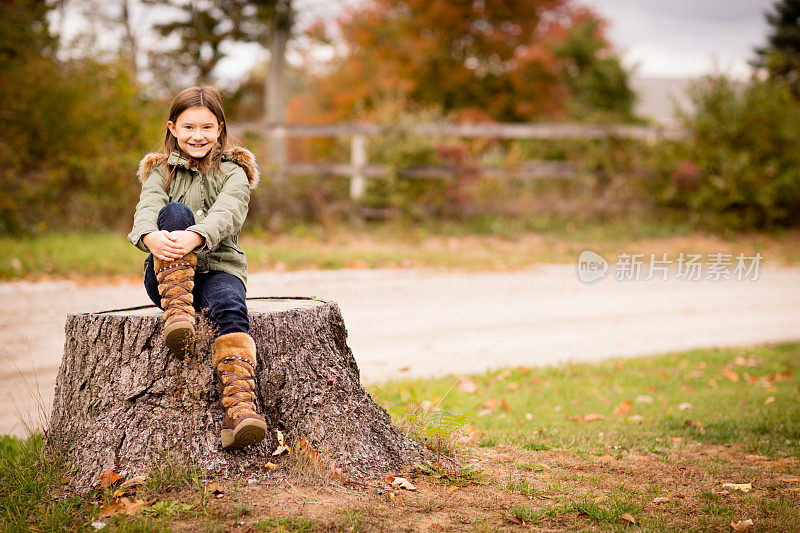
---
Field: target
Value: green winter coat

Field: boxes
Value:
[127,145,260,286]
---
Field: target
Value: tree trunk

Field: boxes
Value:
[47,298,427,495]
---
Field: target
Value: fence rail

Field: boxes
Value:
[234,122,687,141]
[230,122,688,199]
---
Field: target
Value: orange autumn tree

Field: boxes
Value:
[290,0,634,124]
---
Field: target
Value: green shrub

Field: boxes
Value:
[0,54,164,235]
[650,76,800,230]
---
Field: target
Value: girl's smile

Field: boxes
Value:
[167,106,223,159]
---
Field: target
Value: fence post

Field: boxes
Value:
[350,133,367,200]
[269,125,287,183]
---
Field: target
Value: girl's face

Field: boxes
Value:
[167,106,223,159]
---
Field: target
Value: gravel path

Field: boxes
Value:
[2,265,799,436]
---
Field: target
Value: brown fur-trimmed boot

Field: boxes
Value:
[154,252,197,359]
[213,332,268,450]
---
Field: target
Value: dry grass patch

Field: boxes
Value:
[120,443,800,532]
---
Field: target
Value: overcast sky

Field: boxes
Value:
[223,0,775,81]
[58,0,775,83]
[582,0,773,79]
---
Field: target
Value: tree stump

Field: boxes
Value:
[47,297,428,495]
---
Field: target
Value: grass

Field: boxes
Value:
[370,341,800,458]
[1,342,799,531]
[0,433,88,531]
[414,460,488,486]
[505,476,541,497]
[2,222,799,280]
[253,517,316,531]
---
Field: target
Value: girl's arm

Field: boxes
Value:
[127,167,170,252]
[185,166,250,252]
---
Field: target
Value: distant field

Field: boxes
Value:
[1,224,798,281]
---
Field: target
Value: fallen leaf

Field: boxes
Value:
[723,366,740,382]
[272,430,290,455]
[265,462,278,470]
[764,396,776,406]
[619,513,636,524]
[99,500,124,518]
[635,395,654,404]
[722,483,752,493]
[673,493,686,499]
[507,516,525,526]
[428,523,444,532]
[333,467,352,484]
[781,477,800,483]
[652,496,670,504]
[482,397,499,410]
[98,471,122,489]
[627,415,645,422]
[524,412,533,421]
[570,412,605,422]
[501,398,512,411]
[457,377,478,394]
[613,401,632,415]
[206,482,224,494]
[120,475,146,488]
[456,429,481,445]
[730,519,755,532]
[677,403,693,410]
[685,420,706,434]
[98,497,154,517]
[272,445,289,456]
[506,382,520,390]
[688,370,705,378]
[386,476,417,491]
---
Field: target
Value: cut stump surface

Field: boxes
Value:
[47,297,426,494]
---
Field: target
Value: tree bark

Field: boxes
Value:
[47,297,427,495]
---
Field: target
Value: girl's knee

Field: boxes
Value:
[157,202,195,231]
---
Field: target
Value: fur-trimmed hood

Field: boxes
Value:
[137,145,260,189]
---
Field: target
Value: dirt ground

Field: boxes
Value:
[2,265,800,436]
[108,443,800,532]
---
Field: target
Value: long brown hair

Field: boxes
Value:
[162,85,236,189]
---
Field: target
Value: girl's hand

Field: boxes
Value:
[169,230,204,255]
[143,231,184,261]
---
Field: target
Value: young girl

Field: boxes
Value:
[127,85,267,451]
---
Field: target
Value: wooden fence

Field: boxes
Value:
[231,122,688,200]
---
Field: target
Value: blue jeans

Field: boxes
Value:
[144,202,249,337]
